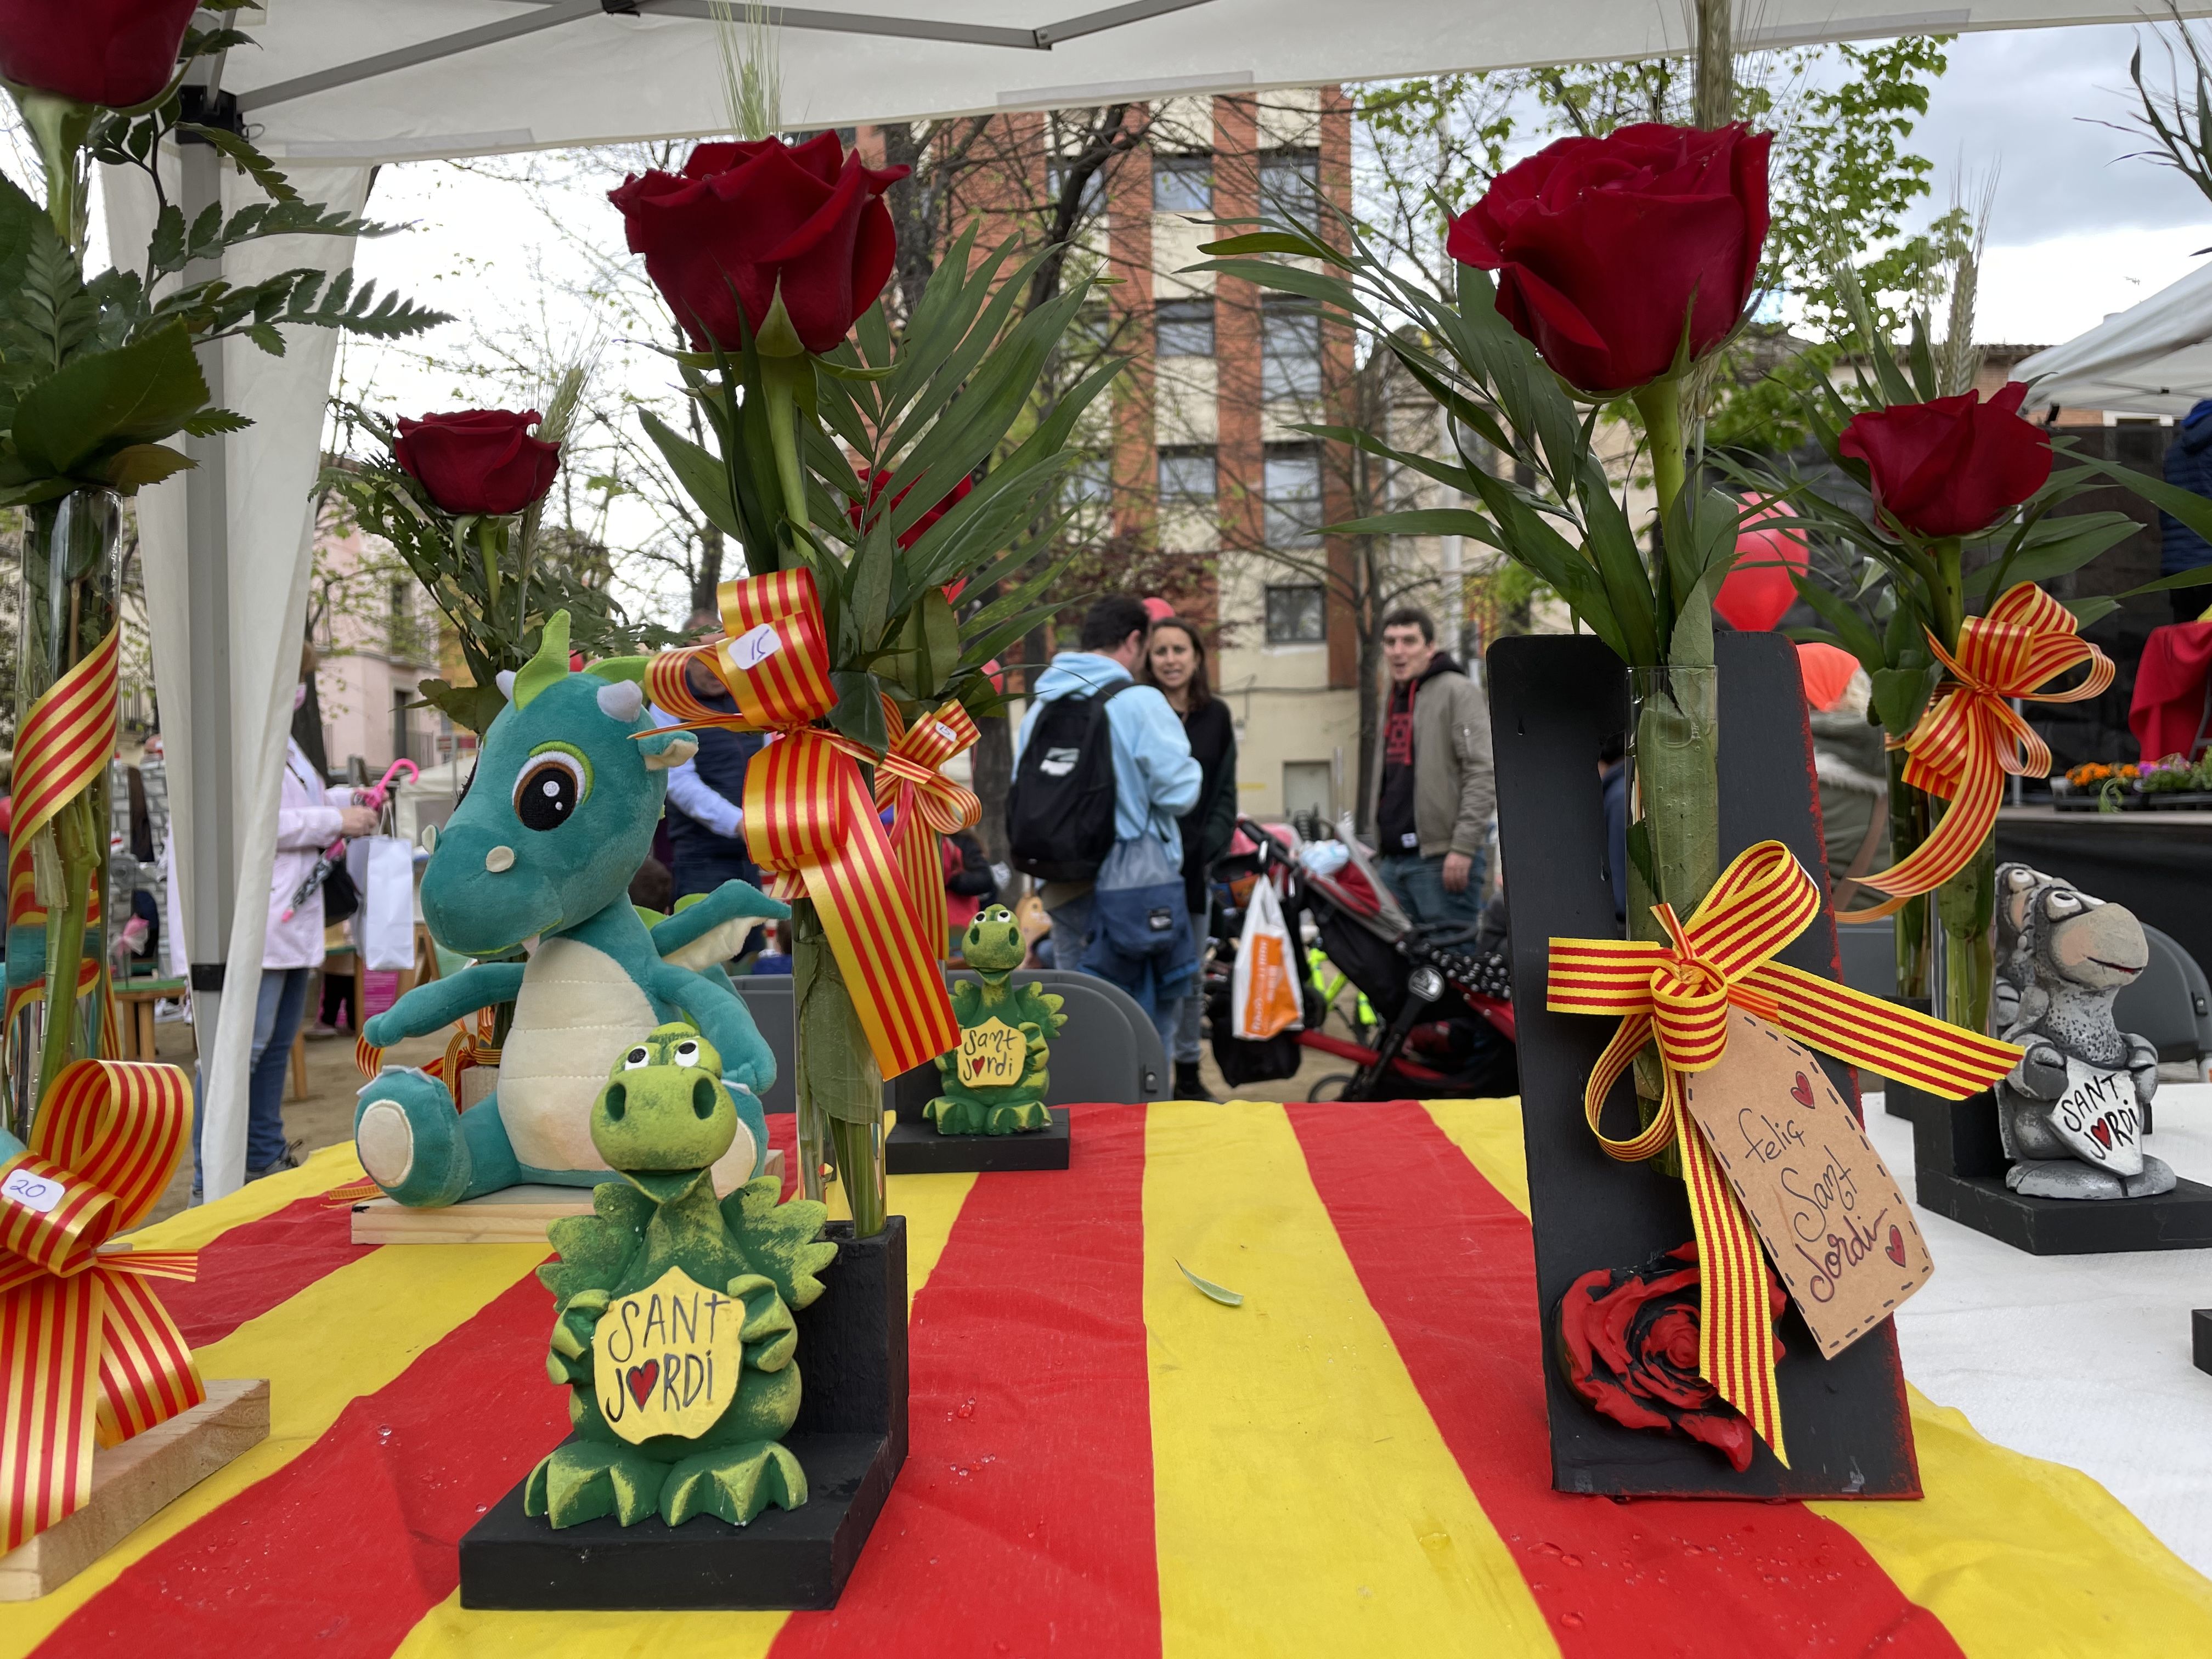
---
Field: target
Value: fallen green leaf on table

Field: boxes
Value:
[1176,1261,1244,1307]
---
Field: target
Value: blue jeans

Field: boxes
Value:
[193,965,312,1189]
[1045,888,1181,1059]
[1378,850,1486,930]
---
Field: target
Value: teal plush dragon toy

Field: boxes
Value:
[353,612,788,1207]
[531,1022,836,1528]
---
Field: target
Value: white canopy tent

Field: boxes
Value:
[2017,261,2212,417]
[129,0,2208,1198]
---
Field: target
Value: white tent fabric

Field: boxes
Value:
[2017,261,2212,417]
[105,163,373,1200]
[224,2,2209,164]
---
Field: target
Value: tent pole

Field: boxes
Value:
[180,137,237,1148]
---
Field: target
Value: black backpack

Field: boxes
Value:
[1007,681,1128,882]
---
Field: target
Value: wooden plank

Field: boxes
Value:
[0,1378,270,1601]
[349,1151,788,1245]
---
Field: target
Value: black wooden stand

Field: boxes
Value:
[1901,1081,2212,1255]
[458,1217,908,1610]
[887,1108,1071,1173]
[2193,1310,2211,1376]
[1489,633,1919,1500]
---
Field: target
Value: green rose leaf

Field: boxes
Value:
[12,324,208,479]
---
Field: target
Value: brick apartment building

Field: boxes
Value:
[859,87,1469,826]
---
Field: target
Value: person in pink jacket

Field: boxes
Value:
[194,646,379,1195]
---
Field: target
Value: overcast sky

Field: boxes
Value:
[1907,23,2212,343]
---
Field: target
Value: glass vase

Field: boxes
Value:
[1624,663,1721,1169]
[1884,758,1933,1006]
[1932,832,1997,1035]
[7,486,123,1138]
[790,895,886,1235]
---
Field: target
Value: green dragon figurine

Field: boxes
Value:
[924,905,1066,1136]
[529,1022,837,1529]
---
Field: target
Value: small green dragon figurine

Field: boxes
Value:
[529,1022,837,1529]
[924,905,1066,1136]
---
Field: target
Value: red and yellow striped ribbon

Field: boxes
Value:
[1840,583,2112,922]
[0,1057,201,1550]
[873,696,981,962]
[645,569,958,1076]
[1547,840,2021,1465]
[4,625,121,1039]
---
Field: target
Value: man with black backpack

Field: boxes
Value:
[1009,595,1200,995]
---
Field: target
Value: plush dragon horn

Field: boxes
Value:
[512,611,573,709]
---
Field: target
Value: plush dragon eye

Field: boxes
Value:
[514,746,590,831]
[672,1039,701,1069]
[623,1046,651,1070]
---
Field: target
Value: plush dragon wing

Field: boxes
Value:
[650,879,792,972]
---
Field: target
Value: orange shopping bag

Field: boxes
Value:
[1231,872,1302,1040]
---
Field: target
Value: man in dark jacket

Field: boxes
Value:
[2161,398,2212,624]
[1366,606,1496,927]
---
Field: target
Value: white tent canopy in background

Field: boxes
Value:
[135,0,2211,1198]
[2017,261,2212,417]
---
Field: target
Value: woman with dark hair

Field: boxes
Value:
[1144,616,1237,1099]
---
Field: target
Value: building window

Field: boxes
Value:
[1153,153,1213,214]
[1065,452,1112,514]
[1158,446,1217,501]
[1263,443,1323,548]
[1155,297,1215,358]
[1262,295,1323,401]
[1265,584,1327,644]
[1260,148,1321,221]
[1045,156,1108,221]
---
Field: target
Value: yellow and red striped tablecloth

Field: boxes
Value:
[5,1100,2208,1658]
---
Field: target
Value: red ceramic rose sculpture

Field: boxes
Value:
[1446,122,1770,396]
[0,0,199,108]
[1553,1242,1786,1473]
[394,409,561,517]
[1838,381,2053,541]
[850,469,973,550]
[610,133,909,356]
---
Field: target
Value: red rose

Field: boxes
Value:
[849,468,973,550]
[610,134,908,356]
[1553,1242,1786,1474]
[0,0,198,108]
[393,409,561,517]
[1446,122,1770,396]
[1838,381,2053,541]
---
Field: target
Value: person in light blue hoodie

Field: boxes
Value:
[1014,595,1201,984]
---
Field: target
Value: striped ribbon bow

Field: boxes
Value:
[644,569,958,1076]
[0,1058,202,1550]
[1841,583,2111,922]
[872,696,981,963]
[4,625,121,1044]
[1548,840,2019,1465]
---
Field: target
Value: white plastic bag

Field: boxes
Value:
[1232,874,1302,1040]
[349,835,416,970]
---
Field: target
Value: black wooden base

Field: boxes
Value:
[885,1108,1070,1175]
[2193,1310,2211,1376]
[1903,1082,2212,1256]
[1489,634,1919,1500]
[458,1217,909,1611]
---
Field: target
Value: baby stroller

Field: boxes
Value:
[1207,817,1516,1101]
